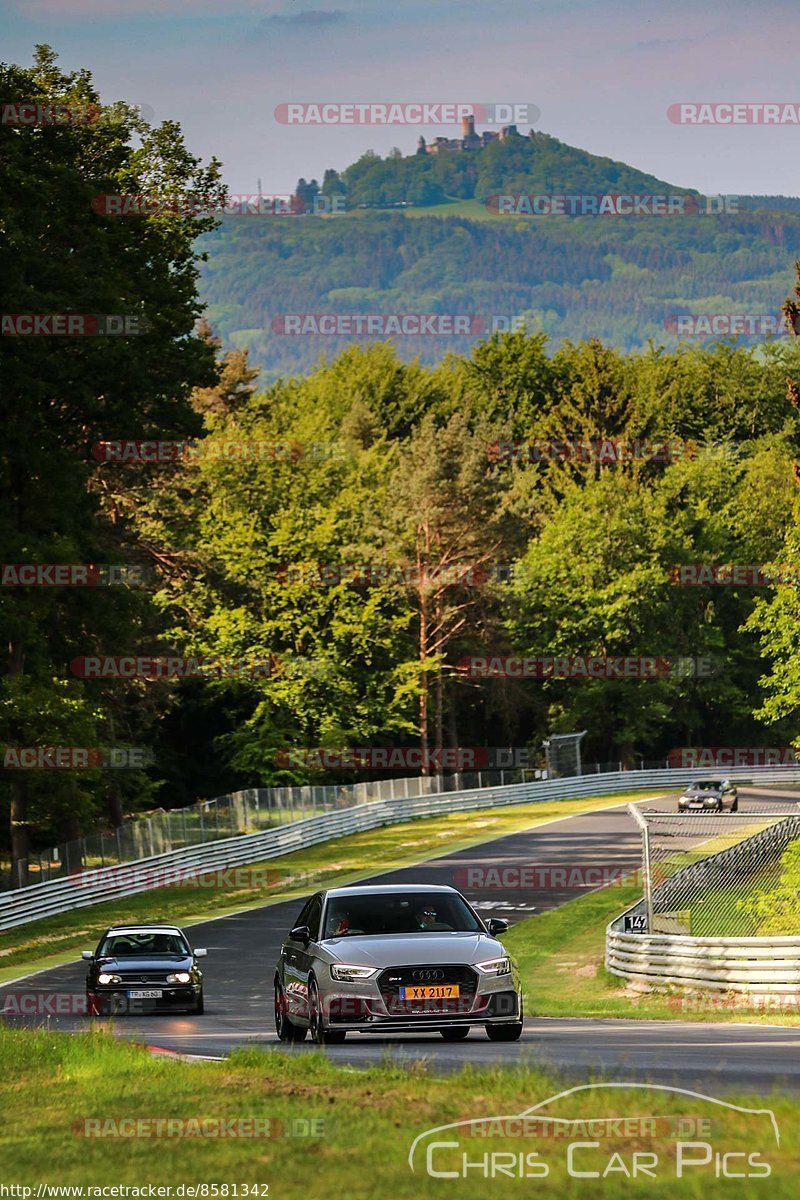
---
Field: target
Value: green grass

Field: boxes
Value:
[0,792,659,981]
[506,876,800,1025]
[645,821,790,938]
[0,1025,797,1197]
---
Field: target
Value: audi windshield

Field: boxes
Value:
[322,892,484,938]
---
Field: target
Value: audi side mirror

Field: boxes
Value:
[194,948,208,958]
[289,925,311,945]
[486,918,508,936]
[81,950,94,960]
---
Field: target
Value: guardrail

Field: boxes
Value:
[1,767,544,890]
[0,759,679,891]
[2,764,799,933]
[606,924,800,993]
[606,801,800,994]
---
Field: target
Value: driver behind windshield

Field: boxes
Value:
[100,933,187,956]
[415,907,452,932]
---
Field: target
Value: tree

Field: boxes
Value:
[321,168,346,199]
[387,413,512,772]
[0,46,223,881]
[745,259,800,738]
[294,177,320,212]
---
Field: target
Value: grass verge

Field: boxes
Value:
[0,792,660,981]
[507,878,800,1025]
[0,1025,796,1197]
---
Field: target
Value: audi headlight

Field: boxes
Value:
[476,957,511,976]
[166,972,192,984]
[330,964,378,982]
[97,973,121,985]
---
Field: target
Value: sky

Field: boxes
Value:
[2,0,799,197]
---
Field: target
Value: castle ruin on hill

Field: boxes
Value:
[417,114,520,155]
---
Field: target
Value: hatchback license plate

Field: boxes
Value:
[127,989,162,999]
[399,985,459,1000]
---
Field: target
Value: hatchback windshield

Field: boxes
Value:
[99,932,190,957]
[688,781,722,791]
[322,892,483,938]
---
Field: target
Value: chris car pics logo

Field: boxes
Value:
[409,1083,778,1180]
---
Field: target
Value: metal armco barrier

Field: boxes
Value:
[2,764,799,933]
[607,795,800,994]
[606,925,800,994]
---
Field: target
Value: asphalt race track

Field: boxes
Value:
[4,787,800,1093]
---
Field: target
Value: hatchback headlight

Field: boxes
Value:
[476,957,511,976]
[166,972,192,984]
[330,964,378,982]
[97,973,122,985]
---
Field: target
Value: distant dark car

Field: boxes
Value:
[678,779,738,813]
[83,924,206,1015]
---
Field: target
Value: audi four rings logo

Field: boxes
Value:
[412,969,445,981]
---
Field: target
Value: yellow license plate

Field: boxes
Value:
[399,985,460,1000]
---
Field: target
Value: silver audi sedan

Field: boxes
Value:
[273,883,523,1044]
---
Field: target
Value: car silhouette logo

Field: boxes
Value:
[412,969,444,982]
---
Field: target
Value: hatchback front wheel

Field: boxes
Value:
[308,978,346,1045]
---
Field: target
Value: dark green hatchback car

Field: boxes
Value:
[83,924,207,1015]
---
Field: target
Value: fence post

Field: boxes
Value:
[628,804,655,933]
[642,822,654,933]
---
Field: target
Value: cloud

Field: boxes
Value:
[258,9,347,28]
[6,0,330,18]
[632,37,694,52]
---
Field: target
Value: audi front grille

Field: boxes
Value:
[377,964,478,1016]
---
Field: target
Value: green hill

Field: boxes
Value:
[198,131,800,378]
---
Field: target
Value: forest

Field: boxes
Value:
[4,49,800,880]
